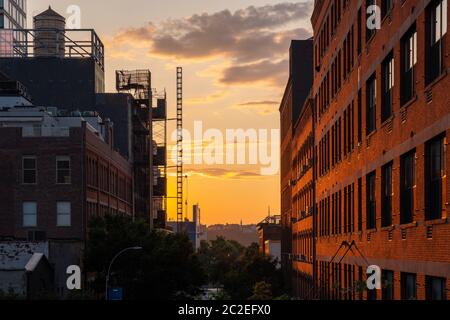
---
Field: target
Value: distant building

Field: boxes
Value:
[0,241,54,299]
[167,204,206,251]
[207,224,258,247]
[257,215,282,264]
[0,0,27,29]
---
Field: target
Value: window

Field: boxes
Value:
[357,89,362,144]
[23,202,37,227]
[57,202,71,227]
[381,163,393,227]
[382,270,394,300]
[366,171,376,229]
[401,25,417,105]
[22,156,37,184]
[426,0,447,84]
[425,135,445,220]
[56,156,71,184]
[366,74,376,135]
[426,276,446,300]
[381,0,394,20]
[381,52,394,122]
[366,0,376,41]
[400,150,416,224]
[401,273,417,300]
[358,178,362,231]
[357,8,362,55]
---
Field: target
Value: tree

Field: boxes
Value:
[249,282,273,300]
[85,215,206,300]
[197,238,286,300]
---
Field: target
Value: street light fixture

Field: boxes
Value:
[105,246,143,300]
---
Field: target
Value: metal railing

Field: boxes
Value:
[0,28,104,70]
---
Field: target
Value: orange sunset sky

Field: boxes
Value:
[29,0,314,225]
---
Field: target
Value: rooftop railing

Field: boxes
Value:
[0,28,105,70]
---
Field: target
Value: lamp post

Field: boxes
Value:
[105,246,143,300]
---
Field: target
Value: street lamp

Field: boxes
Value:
[105,246,143,300]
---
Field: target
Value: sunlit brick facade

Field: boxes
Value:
[283,0,450,300]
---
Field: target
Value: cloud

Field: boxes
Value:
[238,101,279,106]
[231,100,280,116]
[220,59,288,86]
[184,167,262,180]
[107,2,313,87]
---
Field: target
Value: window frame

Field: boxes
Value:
[56,201,71,227]
[22,155,37,185]
[23,201,37,227]
[56,156,71,185]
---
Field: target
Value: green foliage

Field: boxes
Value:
[197,237,285,300]
[249,281,273,300]
[85,215,206,300]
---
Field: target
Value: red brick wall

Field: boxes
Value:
[0,125,133,241]
[293,0,450,300]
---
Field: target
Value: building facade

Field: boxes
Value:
[280,39,313,291]
[0,76,134,295]
[284,0,450,300]
[0,0,26,29]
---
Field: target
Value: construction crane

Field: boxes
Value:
[176,67,183,233]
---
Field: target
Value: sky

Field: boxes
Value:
[29,0,313,225]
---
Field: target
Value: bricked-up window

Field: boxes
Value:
[381,52,394,122]
[57,202,71,227]
[401,25,417,105]
[381,0,394,20]
[382,270,394,300]
[22,156,37,184]
[366,171,376,230]
[401,273,417,300]
[425,134,446,220]
[400,150,416,224]
[56,156,71,184]
[426,0,447,85]
[381,162,393,227]
[366,74,376,135]
[23,202,37,227]
[426,276,447,300]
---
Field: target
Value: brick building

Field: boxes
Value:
[0,75,133,295]
[282,0,450,300]
[280,40,313,289]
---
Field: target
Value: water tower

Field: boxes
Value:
[33,6,66,58]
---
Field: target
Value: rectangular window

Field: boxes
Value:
[366,0,376,41]
[381,52,394,122]
[366,74,376,135]
[357,8,362,54]
[425,134,445,220]
[426,276,446,300]
[57,202,71,227]
[358,89,362,144]
[381,162,393,227]
[401,273,417,300]
[401,25,417,105]
[22,156,37,184]
[426,0,447,84]
[366,171,376,230]
[358,178,362,231]
[400,150,416,224]
[382,270,394,300]
[56,156,71,184]
[381,0,394,20]
[23,202,37,227]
